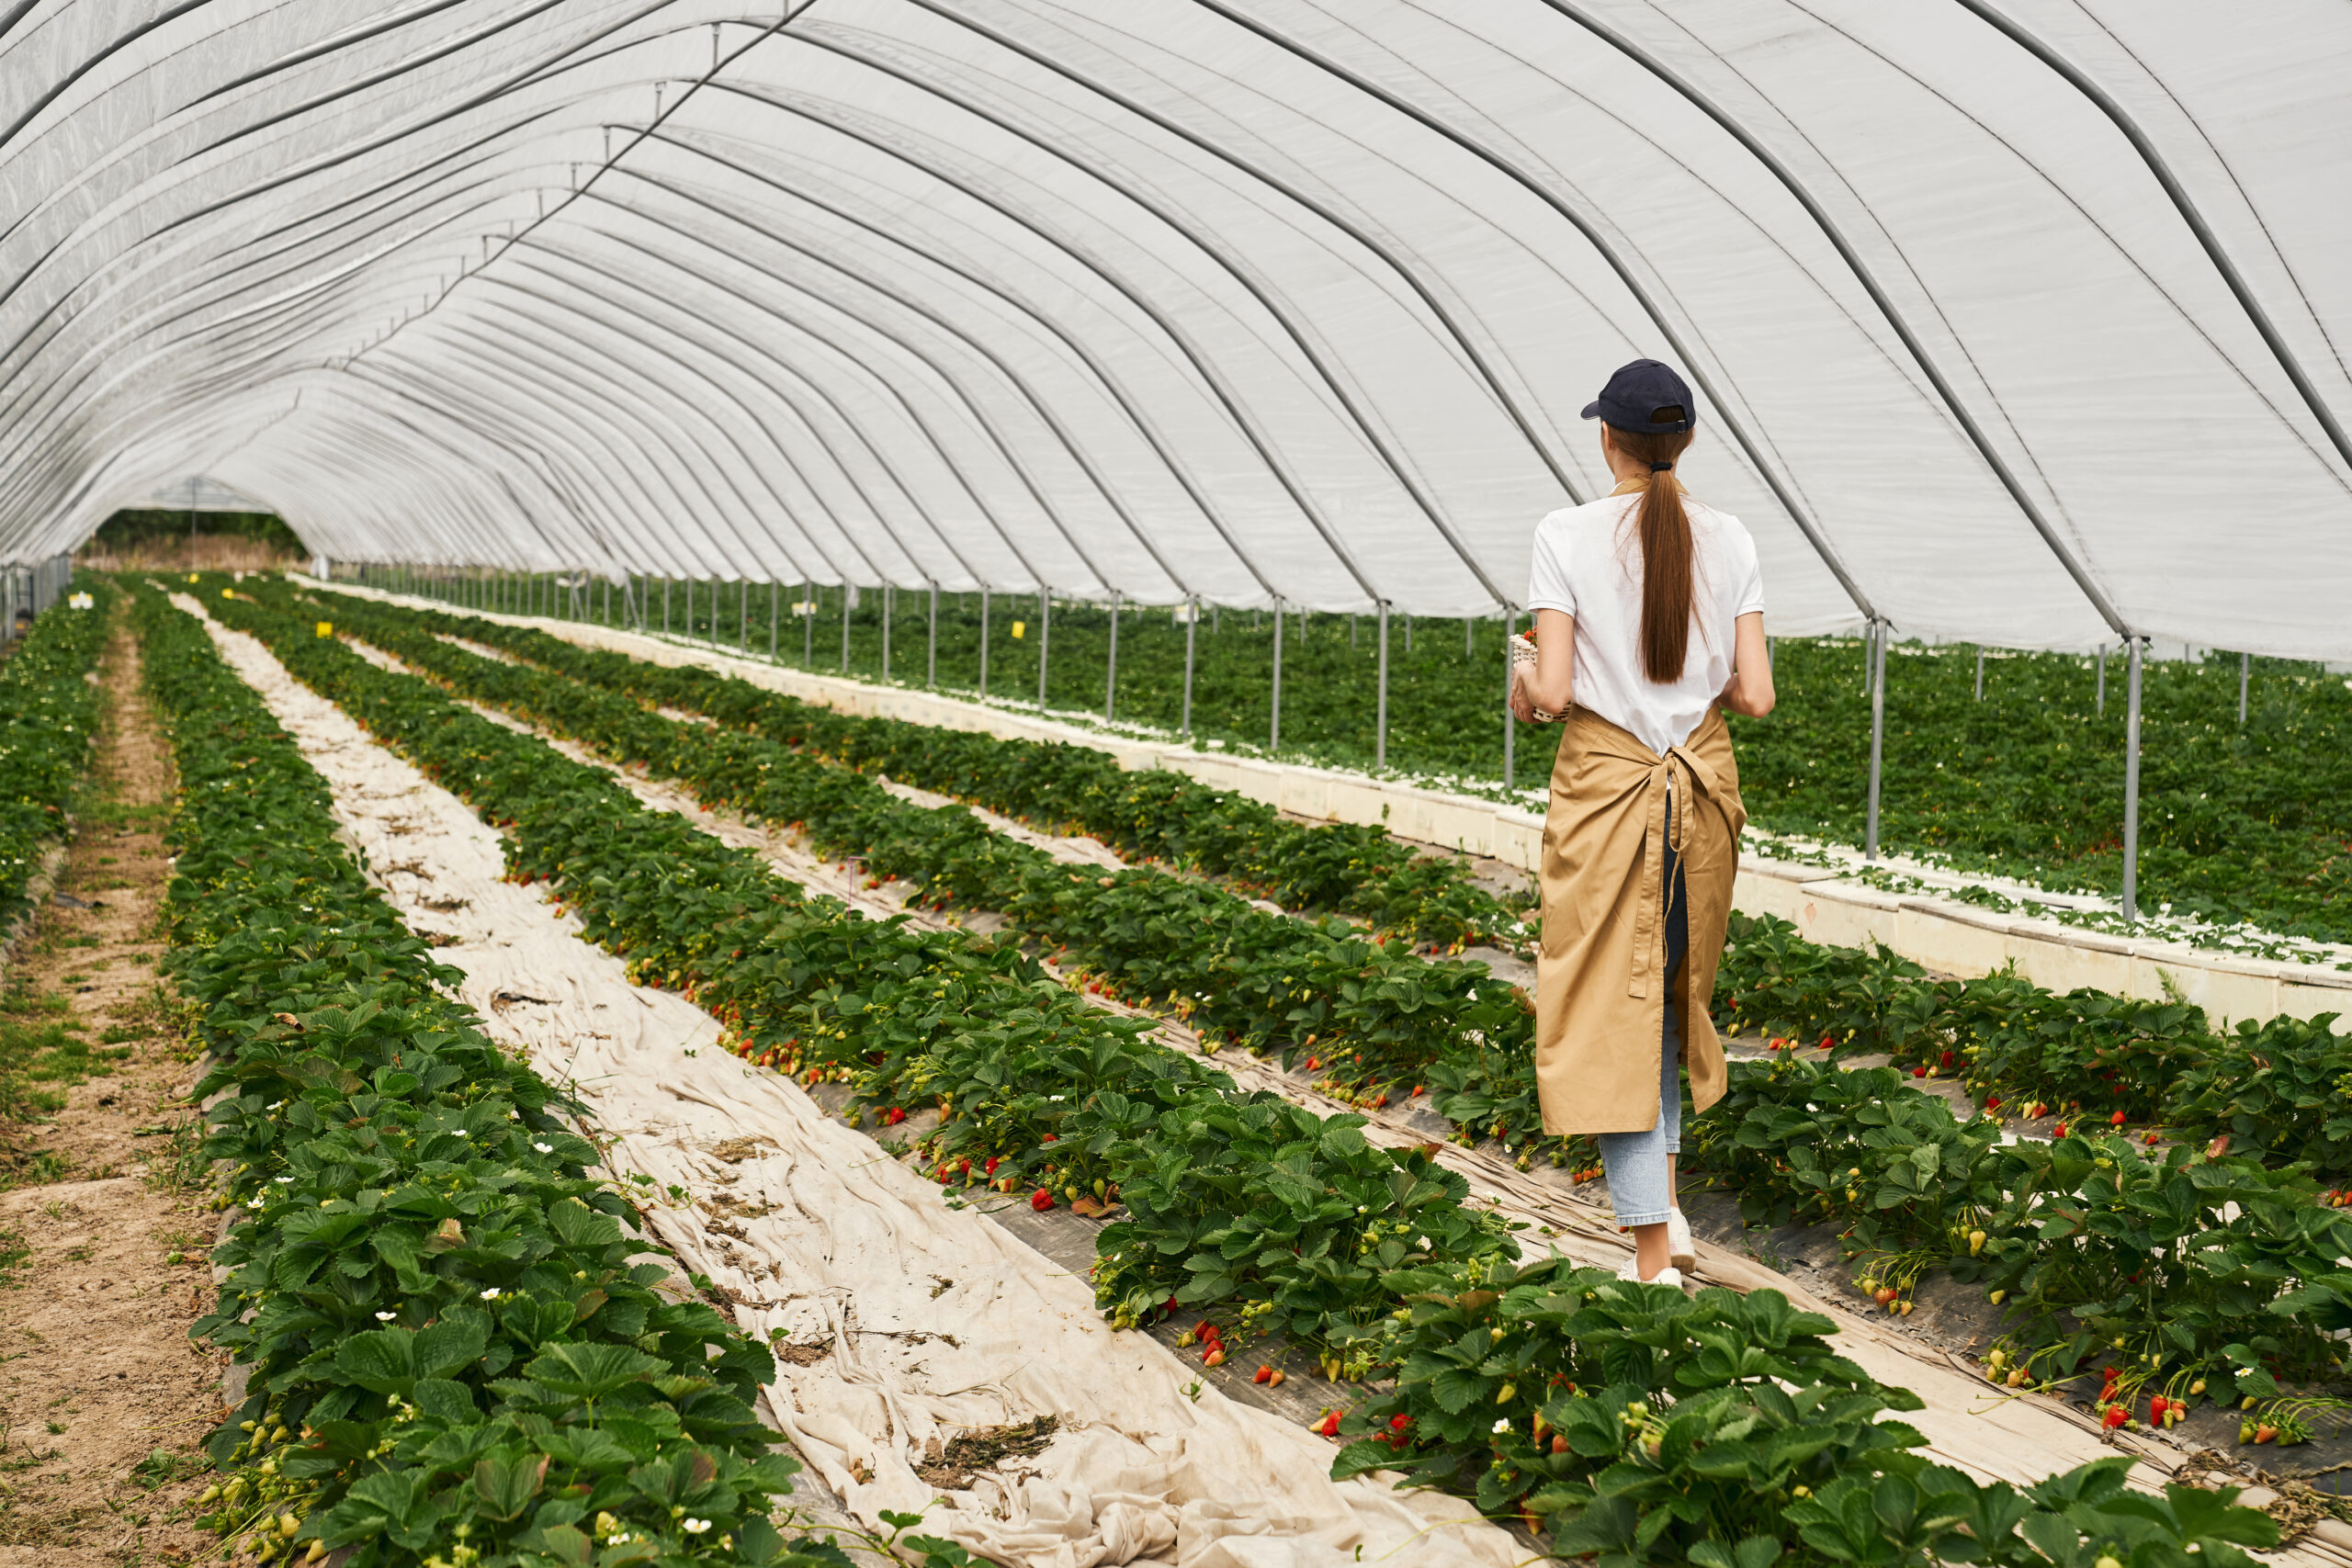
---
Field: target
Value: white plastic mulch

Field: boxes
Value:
[182,600,1521,1568]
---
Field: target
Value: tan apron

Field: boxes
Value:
[1533,704,1746,1136]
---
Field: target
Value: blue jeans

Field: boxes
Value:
[1599,792,1689,1228]
[1600,1003,1682,1226]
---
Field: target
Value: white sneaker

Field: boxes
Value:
[1615,1263,1684,1288]
[1667,1208,1696,1272]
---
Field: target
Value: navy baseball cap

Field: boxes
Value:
[1581,359,1695,434]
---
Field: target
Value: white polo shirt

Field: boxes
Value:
[1525,483,1764,757]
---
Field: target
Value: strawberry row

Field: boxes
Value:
[220,584,2287,1562]
[313,581,2352,1194]
[0,577,111,925]
[301,584,1525,954]
[1722,912,2352,1179]
[276,583,1559,1150]
[288,586,2352,1445]
[134,585,811,1568]
[1692,1049,2352,1426]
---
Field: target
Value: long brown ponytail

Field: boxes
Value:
[1611,423,1699,682]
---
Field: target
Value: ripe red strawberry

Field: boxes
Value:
[1031,1189,1055,1212]
[1986,1095,2002,1111]
[2052,1122,2069,1138]
[1388,1414,1410,1433]
[1253,1365,1273,1385]
[1041,1134,1058,1144]
[1203,1347,1225,1368]
[2110,1110,2127,1126]
[1911,1066,1927,1078]
[884,1106,906,1126]
[1939,1050,1954,1068]
[984,1156,1000,1175]
[2150,1396,2169,1420]
[2101,1405,2128,1430]
[1313,1411,1340,1438]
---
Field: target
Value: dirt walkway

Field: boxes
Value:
[0,613,220,1566]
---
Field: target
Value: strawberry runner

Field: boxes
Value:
[179,595,1521,1568]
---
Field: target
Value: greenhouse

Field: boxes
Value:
[3,4,2350,1565]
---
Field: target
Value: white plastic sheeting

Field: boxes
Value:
[6,2,2349,653]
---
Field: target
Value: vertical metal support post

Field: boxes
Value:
[1036,590,1050,708]
[662,577,672,634]
[978,587,990,696]
[2122,638,2144,921]
[769,581,778,660]
[927,584,937,689]
[2239,651,2249,725]
[1182,597,1197,734]
[685,577,695,638]
[1404,611,1411,654]
[2097,645,2108,715]
[1270,597,1283,750]
[1104,592,1119,720]
[1503,610,1516,789]
[840,584,851,671]
[739,580,748,651]
[802,581,814,665]
[882,585,892,678]
[1375,601,1390,770]
[1975,648,1984,701]
[1865,620,1888,861]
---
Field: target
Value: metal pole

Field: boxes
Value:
[1270,596,1283,750]
[803,581,814,665]
[769,580,778,659]
[1182,596,1197,735]
[1865,619,1888,861]
[1502,611,1516,788]
[1975,647,1984,701]
[927,583,937,688]
[740,579,749,651]
[2239,650,2249,725]
[1375,600,1390,770]
[685,577,695,639]
[841,584,852,671]
[2123,638,2144,921]
[1036,589,1050,708]
[882,584,892,678]
[1104,592,1119,720]
[2097,644,2107,716]
[978,587,991,697]
[663,576,672,634]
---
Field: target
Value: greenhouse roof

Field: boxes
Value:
[4,1,2347,654]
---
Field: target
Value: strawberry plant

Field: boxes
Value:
[201,588,1524,1359]
[292,587,1529,953]
[132,587,824,1567]
[0,577,111,924]
[1331,1255,2278,1564]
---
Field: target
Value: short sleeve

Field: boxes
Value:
[1526,513,1577,615]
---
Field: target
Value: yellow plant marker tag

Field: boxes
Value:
[316,621,334,638]
[1011,620,1026,639]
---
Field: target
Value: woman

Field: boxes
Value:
[1510,358,1775,1287]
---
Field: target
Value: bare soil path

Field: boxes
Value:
[0,613,221,1566]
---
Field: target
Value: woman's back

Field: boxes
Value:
[1526,489,1762,756]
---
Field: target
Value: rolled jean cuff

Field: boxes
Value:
[1615,1209,1671,1228]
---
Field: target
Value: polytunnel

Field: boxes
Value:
[5,0,2347,648]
